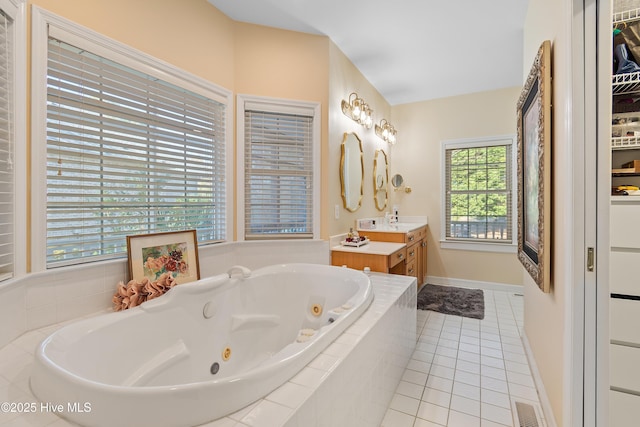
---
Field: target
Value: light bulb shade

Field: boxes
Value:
[352,100,361,119]
[374,119,397,144]
[341,92,376,129]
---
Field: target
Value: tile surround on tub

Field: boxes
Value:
[0,272,416,427]
[0,240,330,349]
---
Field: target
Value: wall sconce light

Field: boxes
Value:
[341,92,373,129]
[375,119,397,144]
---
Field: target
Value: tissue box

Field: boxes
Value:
[357,219,376,230]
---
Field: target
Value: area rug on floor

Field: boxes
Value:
[417,284,485,319]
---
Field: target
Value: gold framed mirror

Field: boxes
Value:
[374,149,388,211]
[340,132,364,212]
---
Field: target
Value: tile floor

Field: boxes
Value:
[381,289,545,427]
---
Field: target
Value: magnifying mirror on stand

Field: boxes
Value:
[391,174,411,193]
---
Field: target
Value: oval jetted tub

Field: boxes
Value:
[30,263,373,427]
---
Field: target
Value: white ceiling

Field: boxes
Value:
[207,0,530,105]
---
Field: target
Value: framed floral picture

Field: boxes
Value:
[517,40,552,293]
[126,230,200,284]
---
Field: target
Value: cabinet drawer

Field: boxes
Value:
[611,250,640,296]
[405,260,417,277]
[611,203,640,248]
[405,231,418,244]
[610,343,640,393]
[388,247,407,268]
[406,242,419,261]
[363,230,405,243]
[610,390,640,427]
[610,298,640,344]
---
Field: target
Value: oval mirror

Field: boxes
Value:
[391,174,404,188]
[340,132,364,212]
[373,149,388,211]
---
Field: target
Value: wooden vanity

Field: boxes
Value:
[331,241,408,275]
[330,223,428,289]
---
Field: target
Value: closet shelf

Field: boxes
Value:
[611,195,640,202]
[612,72,640,95]
[612,169,640,176]
[612,136,640,149]
[614,8,640,24]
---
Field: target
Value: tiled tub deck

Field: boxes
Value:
[0,272,417,427]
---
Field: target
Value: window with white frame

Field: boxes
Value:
[33,9,231,268]
[0,0,22,281]
[238,96,320,240]
[441,135,516,252]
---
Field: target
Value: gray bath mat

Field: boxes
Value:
[417,284,485,319]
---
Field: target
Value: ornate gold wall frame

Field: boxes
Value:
[373,149,388,211]
[517,40,552,293]
[340,132,364,212]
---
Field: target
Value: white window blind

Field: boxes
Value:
[46,37,226,266]
[444,142,513,243]
[244,109,314,239]
[0,10,12,280]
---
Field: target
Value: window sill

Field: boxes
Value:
[439,240,517,253]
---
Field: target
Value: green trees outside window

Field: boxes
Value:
[446,144,512,241]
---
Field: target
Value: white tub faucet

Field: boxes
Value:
[227,265,251,279]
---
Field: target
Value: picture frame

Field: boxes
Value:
[517,40,552,293]
[127,230,200,285]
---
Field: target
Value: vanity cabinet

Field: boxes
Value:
[361,225,428,288]
[330,242,407,275]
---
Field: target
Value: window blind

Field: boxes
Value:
[0,10,13,281]
[244,109,313,239]
[46,38,226,266]
[445,144,512,243]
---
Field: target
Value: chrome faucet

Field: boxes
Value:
[227,265,251,279]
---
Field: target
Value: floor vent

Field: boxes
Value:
[513,400,544,427]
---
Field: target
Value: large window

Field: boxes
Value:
[33,9,231,268]
[441,136,516,252]
[238,96,320,240]
[0,0,23,281]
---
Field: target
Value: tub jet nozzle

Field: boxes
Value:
[210,362,220,375]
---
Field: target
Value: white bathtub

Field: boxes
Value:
[30,263,373,427]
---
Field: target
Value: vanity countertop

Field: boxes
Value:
[331,241,406,255]
[358,222,427,234]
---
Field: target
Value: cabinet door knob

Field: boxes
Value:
[409,235,415,241]
[398,253,404,260]
[410,250,415,257]
[421,242,426,247]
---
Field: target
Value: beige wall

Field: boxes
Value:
[522,0,571,425]
[328,42,391,236]
[391,88,524,286]
[30,0,237,89]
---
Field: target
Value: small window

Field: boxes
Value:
[238,95,320,240]
[441,136,516,252]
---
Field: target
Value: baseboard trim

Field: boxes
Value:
[522,332,557,427]
[426,275,523,294]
